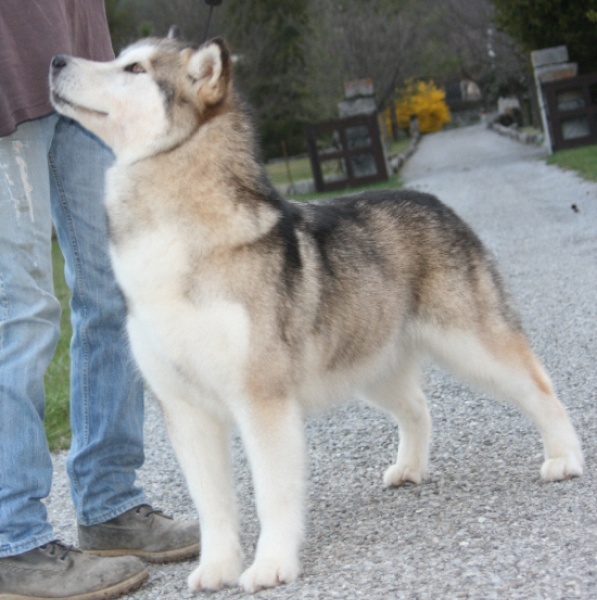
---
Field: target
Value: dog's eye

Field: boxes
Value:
[125,63,145,74]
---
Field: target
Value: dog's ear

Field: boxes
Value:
[187,38,231,108]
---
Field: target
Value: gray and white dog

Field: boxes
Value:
[50,35,583,593]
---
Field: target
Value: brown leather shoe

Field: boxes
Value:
[78,504,200,563]
[0,540,148,599]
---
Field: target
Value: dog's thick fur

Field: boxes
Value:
[50,36,583,593]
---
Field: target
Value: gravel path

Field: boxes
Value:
[48,124,597,599]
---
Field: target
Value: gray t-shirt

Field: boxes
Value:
[0,0,114,136]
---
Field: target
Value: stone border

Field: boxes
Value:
[488,121,545,146]
[388,130,421,173]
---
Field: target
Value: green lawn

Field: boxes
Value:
[265,138,410,188]
[546,144,597,182]
[266,155,313,185]
[289,176,402,202]
[45,240,72,451]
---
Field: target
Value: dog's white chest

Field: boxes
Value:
[111,228,251,408]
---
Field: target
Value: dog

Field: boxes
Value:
[50,34,583,593]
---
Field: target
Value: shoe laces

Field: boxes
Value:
[134,504,172,520]
[40,540,75,561]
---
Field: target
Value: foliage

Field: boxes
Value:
[105,0,150,52]
[389,80,451,135]
[222,0,312,158]
[433,1,532,109]
[492,0,597,73]
[45,241,72,451]
[127,0,219,44]
[308,0,427,112]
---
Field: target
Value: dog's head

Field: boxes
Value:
[49,36,232,163]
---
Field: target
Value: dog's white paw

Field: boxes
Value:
[383,462,424,487]
[239,556,300,593]
[541,455,583,481]
[187,555,243,592]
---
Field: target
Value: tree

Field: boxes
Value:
[221,0,312,158]
[308,0,428,112]
[105,0,140,51]
[427,0,531,107]
[492,0,597,73]
[131,0,222,43]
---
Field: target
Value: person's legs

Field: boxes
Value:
[49,118,200,564]
[0,114,194,599]
[0,115,61,557]
[48,117,146,526]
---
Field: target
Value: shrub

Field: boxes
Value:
[386,80,451,135]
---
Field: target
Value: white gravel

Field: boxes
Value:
[48,124,597,599]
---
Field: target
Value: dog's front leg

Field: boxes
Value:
[237,398,306,593]
[157,395,244,591]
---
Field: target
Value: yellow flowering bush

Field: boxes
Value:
[386,80,451,135]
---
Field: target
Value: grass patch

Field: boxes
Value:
[389,138,411,157]
[289,175,402,202]
[266,155,313,185]
[265,138,411,187]
[45,240,72,452]
[521,126,542,135]
[287,139,407,201]
[546,144,597,182]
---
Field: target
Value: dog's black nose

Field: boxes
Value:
[51,55,68,71]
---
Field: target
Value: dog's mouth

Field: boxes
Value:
[51,91,109,118]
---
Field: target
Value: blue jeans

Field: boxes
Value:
[0,115,146,557]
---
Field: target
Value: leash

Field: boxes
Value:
[203,0,222,41]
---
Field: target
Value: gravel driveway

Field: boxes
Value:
[48,124,597,599]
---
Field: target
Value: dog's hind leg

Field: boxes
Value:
[421,324,583,481]
[236,397,306,593]
[364,352,431,487]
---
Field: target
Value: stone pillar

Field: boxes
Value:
[337,79,377,118]
[530,45,578,153]
[336,79,386,178]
